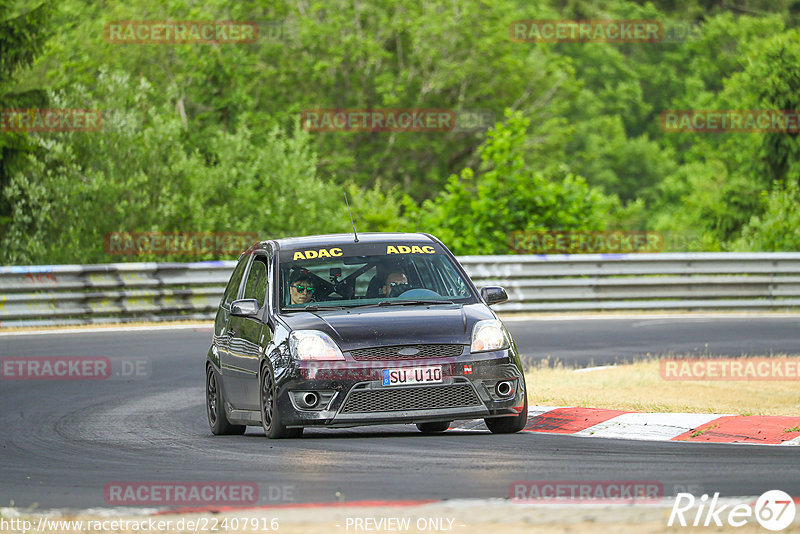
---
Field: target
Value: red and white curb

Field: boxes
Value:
[454,406,800,445]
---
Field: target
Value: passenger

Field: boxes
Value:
[288,271,315,305]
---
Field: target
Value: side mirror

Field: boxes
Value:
[480,286,508,306]
[231,298,260,317]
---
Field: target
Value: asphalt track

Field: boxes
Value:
[0,315,798,509]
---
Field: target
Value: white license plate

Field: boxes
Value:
[381,366,442,386]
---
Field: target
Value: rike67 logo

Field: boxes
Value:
[669,490,796,531]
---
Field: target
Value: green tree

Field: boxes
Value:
[18,0,580,200]
[0,71,350,264]
[732,181,800,251]
[7,0,800,261]
[651,18,800,249]
[0,0,53,235]
[404,110,619,254]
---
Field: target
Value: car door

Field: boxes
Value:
[224,252,272,410]
[214,255,250,373]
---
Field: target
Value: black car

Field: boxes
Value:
[205,232,528,438]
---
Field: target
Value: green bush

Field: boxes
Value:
[403,111,619,254]
[0,71,349,264]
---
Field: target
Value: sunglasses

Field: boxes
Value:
[291,284,315,294]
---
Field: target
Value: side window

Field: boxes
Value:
[243,259,268,307]
[222,257,250,307]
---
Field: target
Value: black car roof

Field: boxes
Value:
[270,232,436,251]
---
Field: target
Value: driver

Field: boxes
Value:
[382,270,409,298]
[288,271,315,305]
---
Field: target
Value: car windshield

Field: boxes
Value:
[279,242,475,310]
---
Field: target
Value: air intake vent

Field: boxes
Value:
[349,344,464,361]
[340,383,481,413]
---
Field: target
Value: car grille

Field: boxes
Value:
[349,344,464,361]
[339,383,481,413]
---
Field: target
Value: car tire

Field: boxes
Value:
[206,365,246,436]
[485,392,528,434]
[416,421,451,433]
[260,362,303,439]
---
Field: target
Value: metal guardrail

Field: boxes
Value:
[459,253,800,313]
[0,262,233,328]
[1,253,799,327]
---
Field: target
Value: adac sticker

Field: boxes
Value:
[293,248,343,260]
[386,245,436,254]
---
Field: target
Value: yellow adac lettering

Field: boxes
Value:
[318,248,331,258]
[398,245,411,253]
[305,250,318,259]
[410,245,424,254]
[386,245,399,254]
[330,248,342,256]
[293,251,306,260]
[421,246,435,253]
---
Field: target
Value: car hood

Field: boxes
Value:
[279,303,495,350]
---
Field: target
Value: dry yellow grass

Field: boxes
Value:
[524,356,800,416]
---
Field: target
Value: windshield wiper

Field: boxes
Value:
[282,304,347,312]
[395,299,455,305]
[353,299,455,308]
[302,304,348,311]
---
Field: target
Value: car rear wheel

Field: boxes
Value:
[206,366,246,435]
[416,421,451,433]
[485,394,528,434]
[260,362,303,439]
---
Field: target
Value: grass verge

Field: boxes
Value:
[524,355,800,416]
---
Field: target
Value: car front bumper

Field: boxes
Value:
[275,350,526,428]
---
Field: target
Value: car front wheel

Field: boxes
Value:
[260,362,303,439]
[416,421,451,433]
[485,395,528,434]
[206,365,246,436]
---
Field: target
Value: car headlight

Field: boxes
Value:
[289,330,345,361]
[470,319,510,353]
